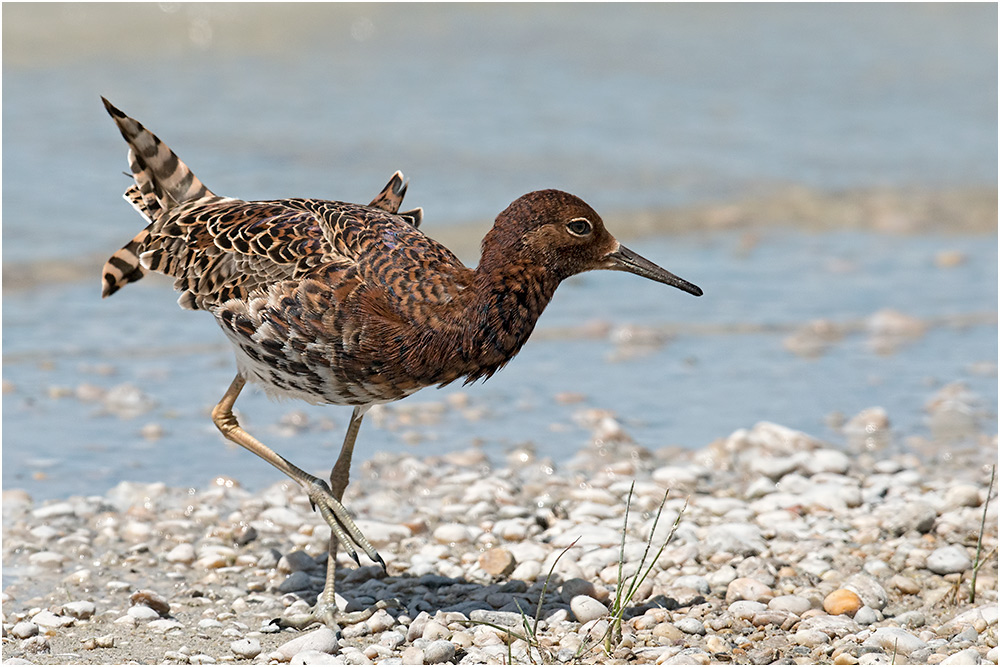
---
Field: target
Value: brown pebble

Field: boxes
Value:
[130,589,170,617]
[823,589,862,616]
[652,622,685,641]
[96,635,115,648]
[478,547,517,576]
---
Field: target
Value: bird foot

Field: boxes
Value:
[276,598,399,632]
[303,480,385,571]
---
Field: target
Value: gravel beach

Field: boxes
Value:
[3,408,996,665]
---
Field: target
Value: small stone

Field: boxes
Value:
[652,622,685,641]
[188,655,216,665]
[166,543,197,564]
[790,629,829,648]
[423,639,456,664]
[885,501,936,535]
[853,605,878,626]
[62,600,97,619]
[130,589,171,616]
[940,648,982,665]
[478,547,516,576]
[468,609,523,628]
[422,620,450,641]
[926,545,972,575]
[845,573,888,610]
[561,578,598,601]
[366,609,394,634]
[278,570,313,593]
[433,523,474,544]
[401,647,425,665]
[127,605,162,621]
[96,634,115,648]
[10,621,39,639]
[727,601,766,619]
[32,610,74,628]
[230,638,262,659]
[510,559,541,581]
[570,595,608,624]
[149,619,184,633]
[824,589,862,616]
[863,627,927,655]
[889,574,920,595]
[675,618,706,635]
[703,524,766,556]
[274,627,340,661]
[725,577,773,603]
[29,550,67,569]
[768,595,812,615]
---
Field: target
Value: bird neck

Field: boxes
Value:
[446,252,562,383]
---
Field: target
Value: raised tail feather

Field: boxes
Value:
[100,97,215,298]
[369,171,423,228]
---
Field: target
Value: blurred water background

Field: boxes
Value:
[3,3,997,500]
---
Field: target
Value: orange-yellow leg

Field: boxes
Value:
[211,374,387,629]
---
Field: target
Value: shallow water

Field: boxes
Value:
[2,4,997,500]
[3,230,996,499]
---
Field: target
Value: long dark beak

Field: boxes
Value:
[604,244,703,296]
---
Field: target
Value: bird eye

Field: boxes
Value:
[566,218,592,237]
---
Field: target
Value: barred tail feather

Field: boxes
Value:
[102,97,215,297]
[101,228,151,297]
[101,97,214,214]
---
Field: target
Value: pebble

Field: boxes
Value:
[432,522,475,544]
[845,573,888,610]
[863,627,928,655]
[422,639,456,664]
[32,609,74,628]
[130,589,171,616]
[478,547,516,576]
[0,414,994,667]
[274,627,340,661]
[768,595,812,615]
[926,545,973,574]
[940,648,982,665]
[230,638,261,659]
[570,595,608,624]
[703,523,766,556]
[726,577,773,603]
[10,621,38,638]
[675,617,706,635]
[824,589,863,616]
[853,605,879,626]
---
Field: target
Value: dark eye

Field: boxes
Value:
[566,218,592,236]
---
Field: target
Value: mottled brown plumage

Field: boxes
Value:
[100,97,702,630]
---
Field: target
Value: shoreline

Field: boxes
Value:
[2,417,996,665]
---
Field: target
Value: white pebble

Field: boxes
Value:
[10,621,38,639]
[570,595,608,624]
[128,605,162,621]
[28,551,67,569]
[939,648,981,665]
[275,627,340,661]
[166,543,197,564]
[62,600,96,619]
[675,618,706,635]
[926,545,972,575]
[423,639,456,664]
[32,609,74,628]
[727,601,766,619]
[863,627,927,655]
[433,522,475,544]
[768,595,811,615]
[725,577,772,603]
[230,638,262,659]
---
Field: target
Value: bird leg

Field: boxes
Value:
[211,374,386,629]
